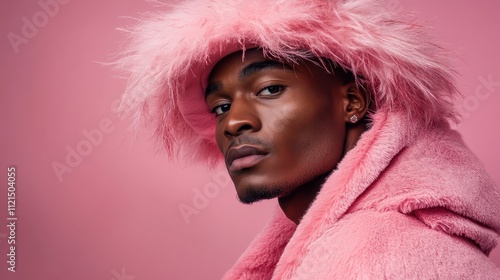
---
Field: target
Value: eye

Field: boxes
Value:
[258,85,286,96]
[211,103,231,116]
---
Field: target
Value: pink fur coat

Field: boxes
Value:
[115,1,500,277]
[222,110,500,279]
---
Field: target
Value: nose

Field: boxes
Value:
[223,97,261,138]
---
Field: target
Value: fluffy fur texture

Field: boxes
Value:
[222,110,500,279]
[116,0,460,164]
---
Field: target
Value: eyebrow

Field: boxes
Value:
[238,60,294,81]
[205,82,222,98]
[205,60,294,98]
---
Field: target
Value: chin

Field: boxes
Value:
[236,184,283,204]
[231,169,300,204]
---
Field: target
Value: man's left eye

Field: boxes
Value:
[258,85,285,96]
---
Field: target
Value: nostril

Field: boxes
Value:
[238,124,253,133]
[224,123,253,137]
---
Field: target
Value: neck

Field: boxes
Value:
[278,172,330,224]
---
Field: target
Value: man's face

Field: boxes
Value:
[205,49,350,203]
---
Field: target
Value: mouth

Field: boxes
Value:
[225,145,269,173]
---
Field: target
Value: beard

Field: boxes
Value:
[234,167,334,205]
[237,185,282,204]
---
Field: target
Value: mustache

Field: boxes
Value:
[227,135,271,151]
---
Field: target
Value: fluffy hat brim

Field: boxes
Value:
[116,0,459,165]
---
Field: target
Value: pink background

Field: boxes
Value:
[1,0,499,279]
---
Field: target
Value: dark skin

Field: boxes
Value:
[205,49,368,224]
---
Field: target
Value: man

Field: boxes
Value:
[117,0,500,278]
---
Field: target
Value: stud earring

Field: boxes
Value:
[350,115,358,123]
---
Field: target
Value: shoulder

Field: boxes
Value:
[351,124,500,235]
[293,210,500,280]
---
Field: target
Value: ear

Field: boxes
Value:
[342,82,369,124]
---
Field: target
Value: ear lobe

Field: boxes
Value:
[344,83,369,124]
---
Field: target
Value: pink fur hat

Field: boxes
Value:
[117,0,459,164]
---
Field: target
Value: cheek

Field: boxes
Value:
[215,124,226,154]
[271,100,346,170]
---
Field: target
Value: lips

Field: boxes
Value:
[225,145,269,172]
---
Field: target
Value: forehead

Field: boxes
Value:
[207,49,340,83]
[208,49,282,80]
